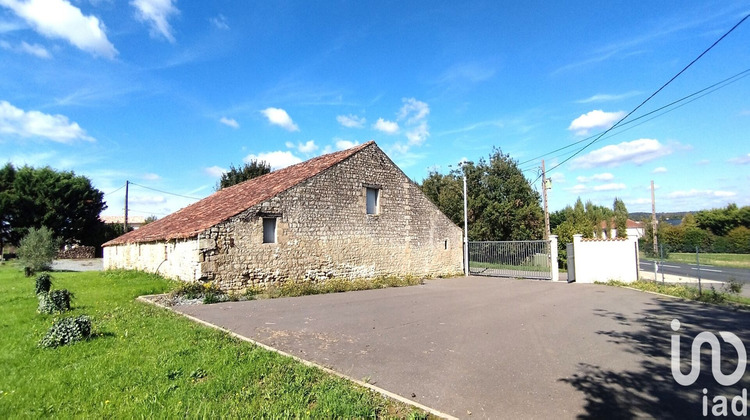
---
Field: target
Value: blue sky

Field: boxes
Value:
[0,0,748,219]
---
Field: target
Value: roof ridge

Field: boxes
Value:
[104,141,376,246]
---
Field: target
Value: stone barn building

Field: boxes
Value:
[103,141,463,290]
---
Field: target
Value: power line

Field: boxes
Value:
[537,13,749,182]
[518,67,750,171]
[128,182,202,201]
[104,184,126,196]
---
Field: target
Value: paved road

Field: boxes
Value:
[640,258,750,283]
[174,277,750,419]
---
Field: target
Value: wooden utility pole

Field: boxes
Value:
[124,180,129,232]
[651,180,658,255]
[542,160,550,240]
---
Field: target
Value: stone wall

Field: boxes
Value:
[198,144,464,290]
[103,238,200,281]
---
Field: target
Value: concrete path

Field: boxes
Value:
[52,258,103,271]
[174,277,750,419]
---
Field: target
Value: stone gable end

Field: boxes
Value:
[197,145,463,290]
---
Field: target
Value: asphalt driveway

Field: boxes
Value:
[174,277,750,419]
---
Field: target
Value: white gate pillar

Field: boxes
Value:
[549,235,559,282]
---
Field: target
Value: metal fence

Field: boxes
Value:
[468,240,552,280]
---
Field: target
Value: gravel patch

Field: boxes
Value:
[52,258,104,272]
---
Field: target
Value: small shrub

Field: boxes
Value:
[17,227,60,274]
[38,315,92,348]
[35,273,53,295]
[721,278,743,295]
[37,289,73,314]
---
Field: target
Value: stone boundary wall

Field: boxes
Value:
[199,145,464,290]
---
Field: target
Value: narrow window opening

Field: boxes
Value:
[444,239,448,250]
[366,187,380,215]
[263,217,277,243]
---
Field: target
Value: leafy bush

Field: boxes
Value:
[17,227,60,274]
[38,315,92,348]
[37,289,73,314]
[721,278,743,295]
[35,273,53,295]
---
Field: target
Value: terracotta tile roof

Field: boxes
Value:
[104,141,375,246]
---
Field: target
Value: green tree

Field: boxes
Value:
[0,163,16,257]
[143,215,158,225]
[17,226,60,273]
[727,226,750,253]
[420,148,544,241]
[4,165,106,247]
[695,203,741,236]
[613,197,628,238]
[217,160,271,190]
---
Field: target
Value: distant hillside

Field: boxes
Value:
[629,211,698,225]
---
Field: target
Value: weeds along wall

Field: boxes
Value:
[198,145,463,290]
[103,239,200,281]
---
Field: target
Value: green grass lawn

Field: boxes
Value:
[469,261,549,272]
[0,263,425,418]
[640,252,750,269]
[601,279,750,306]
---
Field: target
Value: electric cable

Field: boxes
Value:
[535,13,749,183]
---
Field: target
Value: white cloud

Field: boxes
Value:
[593,183,626,191]
[0,100,94,143]
[372,118,399,134]
[728,153,750,165]
[436,62,495,85]
[571,138,673,169]
[142,173,160,181]
[131,0,178,42]
[397,97,430,124]
[203,165,225,177]
[209,14,228,30]
[244,150,301,170]
[19,40,49,58]
[297,140,318,154]
[0,0,117,58]
[652,166,667,173]
[405,121,429,146]
[549,172,565,183]
[0,39,51,58]
[130,195,167,205]
[575,91,640,104]
[334,139,359,150]
[260,107,299,132]
[397,97,430,146]
[576,172,614,183]
[568,110,626,136]
[337,114,365,128]
[219,117,239,128]
[566,184,588,194]
[667,189,736,199]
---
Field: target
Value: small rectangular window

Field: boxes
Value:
[263,217,277,243]
[366,187,379,215]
